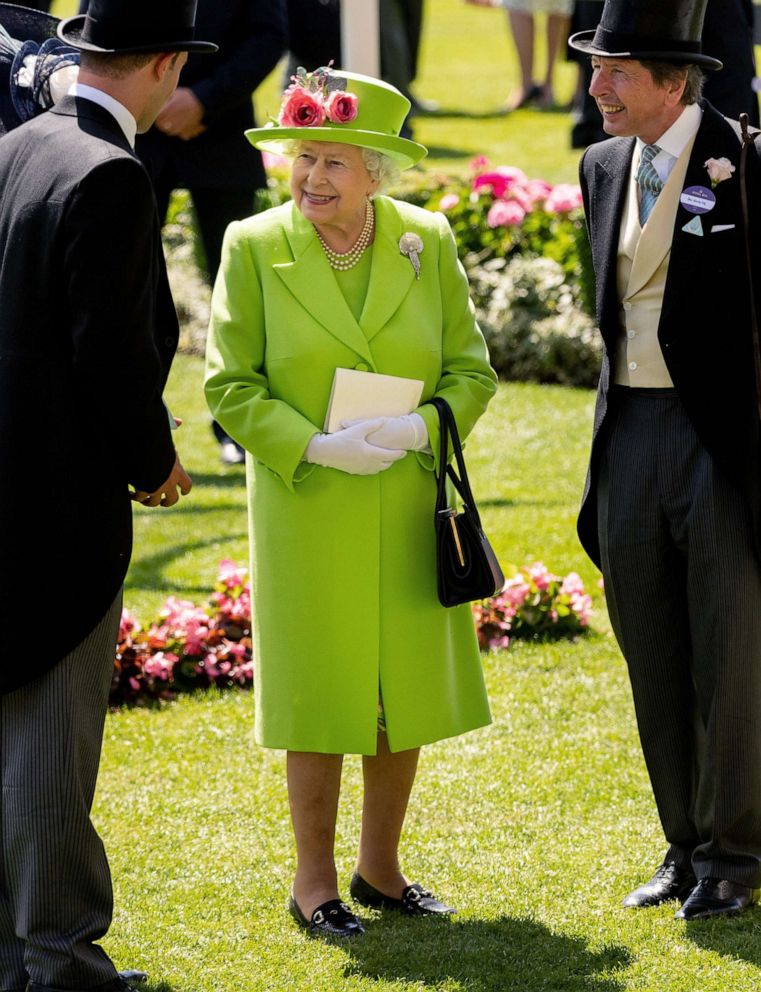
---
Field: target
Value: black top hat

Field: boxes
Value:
[569,0,722,71]
[57,0,217,55]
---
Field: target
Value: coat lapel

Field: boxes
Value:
[273,202,374,363]
[589,138,634,340]
[359,197,416,341]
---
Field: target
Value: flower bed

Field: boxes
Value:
[472,562,593,652]
[111,560,592,707]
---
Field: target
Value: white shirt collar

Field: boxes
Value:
[68,82,137,150]
[634,102,703,183]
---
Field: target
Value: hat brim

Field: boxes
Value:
[245,123,428,171]
[57,16,218,54]
[0,3,59,43]
[568,31,722,70]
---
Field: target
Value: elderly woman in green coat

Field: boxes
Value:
[205,67,498,938]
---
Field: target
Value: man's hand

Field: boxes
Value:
[155,88,206,141]
[132,453,192,507]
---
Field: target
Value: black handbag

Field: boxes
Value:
[428,397,505,607]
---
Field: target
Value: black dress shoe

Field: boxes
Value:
[350,872,456,916]
[622,861,697,908]
[288,894,365,937]
[676,878,758,920]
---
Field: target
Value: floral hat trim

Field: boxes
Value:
[277,65,359,129]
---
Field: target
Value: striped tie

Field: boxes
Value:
[637,143,663,225]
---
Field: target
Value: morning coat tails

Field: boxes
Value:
[205,196,497,755]
[0,97,178,692]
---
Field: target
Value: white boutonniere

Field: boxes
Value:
[399,233,424,279]
[704,157,736,188]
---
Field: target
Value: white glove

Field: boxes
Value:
[353,413,429,452]
[305,419,406,475]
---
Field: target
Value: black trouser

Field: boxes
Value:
[597,387,761,886]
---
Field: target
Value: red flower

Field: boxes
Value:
[278,89,326,128]
[325,90,358,124]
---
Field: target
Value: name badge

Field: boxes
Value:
[680,186,716,215]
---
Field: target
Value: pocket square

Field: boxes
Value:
[711,224,736,233]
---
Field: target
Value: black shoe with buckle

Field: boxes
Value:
[622,861,697,908]
[289,894,365,938]
[350,872,456,916]
[675,878,758,920]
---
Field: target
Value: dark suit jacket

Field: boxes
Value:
[577,101,761,567]
[131,0,287,190]
[0,96,178,692]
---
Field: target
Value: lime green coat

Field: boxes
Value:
[205,196,497,754]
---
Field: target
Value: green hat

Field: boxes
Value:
[245,67,427,171]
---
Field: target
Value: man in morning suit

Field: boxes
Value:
[0,1,214,988]
[570,0,761,920]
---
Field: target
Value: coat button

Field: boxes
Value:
[627,330,636,340]
[628,361,638,371]
[354,362,371,372]
[623,302,632,311]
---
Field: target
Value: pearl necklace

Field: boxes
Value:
[315,201,374,271]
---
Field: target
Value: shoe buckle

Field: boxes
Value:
[312,909,325,925]
[407,887,421,902]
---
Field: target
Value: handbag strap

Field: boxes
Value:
[429,397,483,527]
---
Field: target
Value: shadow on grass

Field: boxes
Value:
[125,533,247,595]
[684,911,761,969]
[184,470,246,489]
[340,914,630,992]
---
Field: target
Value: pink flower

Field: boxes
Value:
[560,572,585,596]
[521,178,553,206]
[502,575,531,608]
[487,200,526,228]
[278,88,326,128]
[143,651,178,681]
[470,155,491,171]
[473,166,527,199]
[529,563,553,591]
[506,184,535,212]
[439,193,460,211]
[325,89,358,124]
[545,183,583,214]
[704,156,735,186]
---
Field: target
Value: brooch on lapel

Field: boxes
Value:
[399,233,424,279]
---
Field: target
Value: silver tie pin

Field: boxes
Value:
[399,232,424,279]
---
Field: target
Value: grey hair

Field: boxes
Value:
[279,139,399,191]
[640,60,705,106]
[360,148,400,191]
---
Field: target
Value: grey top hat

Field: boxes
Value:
[569,0,722,71]
[58,0,217,55]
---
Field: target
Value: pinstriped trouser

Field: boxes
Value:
[0,594,122,992]
[598,388,761,887]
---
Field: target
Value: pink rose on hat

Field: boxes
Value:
[325,90,358,124]
[278,88,326,128]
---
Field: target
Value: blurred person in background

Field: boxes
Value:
[466,0,572,110]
